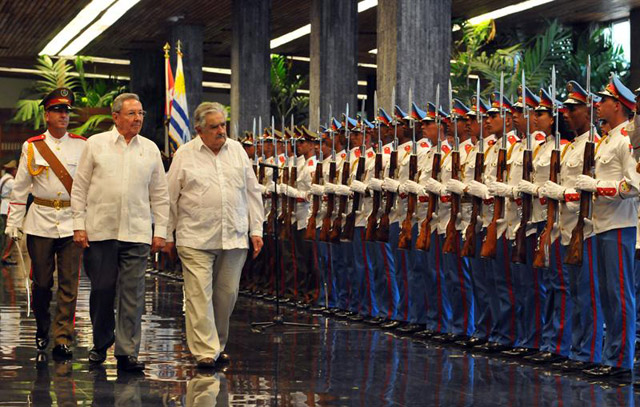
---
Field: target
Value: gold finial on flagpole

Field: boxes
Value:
[163,42,170,58]
[176,40,183,57]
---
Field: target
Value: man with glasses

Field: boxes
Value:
[5,88,86,361]
[71,93,169,372]
[164,102,264,369]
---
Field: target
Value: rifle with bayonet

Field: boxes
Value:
[512,71,533,264]
[343,116,367,241]
[286,117,298,240]
[320,118,337,242]
[305,117,324,241]
[265,118,278,236]
[280,121,292,240]
[330,111,351,242]
[444,83,461,254]
[366,97,383,241]
[481,73,507,259]
[565,57,594,266]
[399,89,418,250]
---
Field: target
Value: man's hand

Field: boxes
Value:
[5,226,22,242]
[73,230,90,248]
[151,237,166,253]
[162,241,178,262]
[250,235,264,259]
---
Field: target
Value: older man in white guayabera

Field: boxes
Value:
[164,101,264,369]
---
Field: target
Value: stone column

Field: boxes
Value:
[377,0,451,112]
[309,0,358,130]
[171,24,204,132]
[631,8,640,91]
[129,49,164,147]
[231,0,271,138]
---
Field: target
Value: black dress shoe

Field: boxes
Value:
[36,351,48,366]
[413,329,436,339]
[333,310,350,318]
[348,314,365,322]
[474,342,511,353]
[525,351,565,364]
[363,316,384,325]
[197,357,216,369]
[456,336,487,348]
[36,336,49,351]
[217,353,230,364]
[553,359,595,372]
[308,305,326,313]
[116,356,145,372]
[380,320,402,330]
[583,365,632,380]
[89,337,115,364]
[500,347,537,357]
[396,323,423,334]
[52,344,72,360]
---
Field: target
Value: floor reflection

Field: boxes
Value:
[1,264,640,406]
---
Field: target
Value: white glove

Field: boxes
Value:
[489,181,514,198]
[575,174,598,192]
[382,177,401,192]
[324,182,336,194]
[540,180,566,201]
[400,180,425,195]
[517,180,539,196]
[334,184,352,196]
[285,185,297,197]
[279,184,289,195]
[310,184,324,196]
[350,180,367,194]
[267,183,277,194]
[5,226,22,241]
[368,178,384,191]
[424,178,445,195]
[258,184,267,194]
[445,179,466,195]
[467,180,490,200]
[565,199,580,213]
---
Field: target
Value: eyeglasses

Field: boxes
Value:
[120,110,146,118]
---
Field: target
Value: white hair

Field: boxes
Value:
[194,102,227,129]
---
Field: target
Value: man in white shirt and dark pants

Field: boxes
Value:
[71,93,169,372]
[0,159,17,264]
[164,102,264,369]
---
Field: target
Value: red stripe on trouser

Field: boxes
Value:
[555,240,567,354]
[436,234,442,332]
[587,239,597,362]
[401,252,409,321]
[455,235,468,333]
[360,229,372,315]
[291,235,298,297]
[503,238,516,343]
[379,242,393,319]
[616,229,627,368]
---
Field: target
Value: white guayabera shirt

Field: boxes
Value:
[166,136,264,250]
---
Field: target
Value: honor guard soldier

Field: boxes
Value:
[576,76,639,379]
[240,131,255,158]
[5,88,86,360]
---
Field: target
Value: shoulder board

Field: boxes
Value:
[507,135,518,145]
[441,144,451,154]
[341,152,346,159]
[464,144,473,154]
[279,156,285,163]
[560,139,569,145]
[367,151,374,158]
[488,140,496,146]
[27,134,46,143]
[69,133,87,140]
[621,128,628,137]
[534,133,545,142]
[355,149,361,158]
[594,135,600,143]
[308,159,314,166]
[383,146,391,154]
[420,141,428,148]
[404,144,411,152]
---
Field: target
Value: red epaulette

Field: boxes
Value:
[420,141,429,149]
[488,140,496,146]
[560,139,569,145]
[464,144,473,153]
[383,146,391,154]
[404,144,411,152]
[69,133,87,140]
[355,149,362,158]
[279,155,285,163]
[27,134,46,143]
[441,144,451,154]
[341,152,346,159]
[621,128,628,137]
[507,135,518,145]
[534,133,545,142]
[367,151,374,158]
[308,159,314,166]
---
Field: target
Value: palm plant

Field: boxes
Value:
[270,54,309,126]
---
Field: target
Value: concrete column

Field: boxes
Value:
[631,8,640,91]
[377,0,451,112]
[129,49,164,146]
[171,24,204,132]
[231,0,271,138]
[309,0,358,130]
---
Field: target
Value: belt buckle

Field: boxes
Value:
[53,199,61,210]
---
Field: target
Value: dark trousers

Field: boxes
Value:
[26,234,81,345]
[84,240,150,357]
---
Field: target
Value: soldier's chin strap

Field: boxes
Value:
[15,242,31,317]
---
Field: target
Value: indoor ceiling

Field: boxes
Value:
[0,0,638,86]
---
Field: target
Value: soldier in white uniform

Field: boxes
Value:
[5,88,86,360]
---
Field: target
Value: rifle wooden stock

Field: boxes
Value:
[565,141,594,265]
[258,163,266,185]
[304,161,324,241]
[416,152,441,251]
[265,166,278,236]
[330,160,350,242]
[533,148,560,268]
[376,150,398,242]
[512,149,533,264]
[443,150,461,254]
[461,150,484,257]
[319,162,337,241]
[365,153,383,241]
[342,154,366,241]
[285,164,298,239]
[481,147,507,258]
[280,166,291,240]
[398,154,418,250]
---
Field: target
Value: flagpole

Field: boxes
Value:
[163,42,171,157]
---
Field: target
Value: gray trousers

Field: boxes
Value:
[84,240,150,357]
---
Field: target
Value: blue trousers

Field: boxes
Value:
[443,235,474,336]
[352,227,377,316]
[316,231,337,308]
[469,231,492,339]
[407,224,428,324]
[539,239,572,356]
[510,229,546,349]
[596,227,636,369]
[390,222,410,322]
[488,236,517,346]
[425,232,451,332]
[332,239,354,311]
[368,239,399,320]
[565,237,602,363]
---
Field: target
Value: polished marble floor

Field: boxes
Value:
[1,264,640,406]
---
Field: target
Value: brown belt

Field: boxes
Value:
[33,197,70,210]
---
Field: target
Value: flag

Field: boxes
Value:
[163,43,174,156]
[168,44,190,152]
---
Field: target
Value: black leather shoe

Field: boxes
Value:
[500,347,537,357]
[116,356,145,372]
[524,351,565,364]
[36,336,49,351]
[308,305,326,313]
[217,353,230,364]
[89,337,114,364]
[413,329,436,339]
[36,351,48,367]
[363,316,384,325]
[583,365,632,380]
[396,323,423,334]
[380,320,402,330]
[553,359,595,372]
[456,336,487,348]
[52,344,72,360]
[348,314,365,322]
[474,342,511,353]
[333,310,350,318]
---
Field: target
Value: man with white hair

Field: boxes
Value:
[164,101,264,369]
[71,92,169,372]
